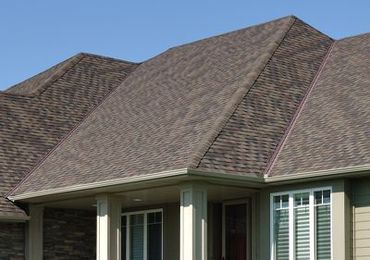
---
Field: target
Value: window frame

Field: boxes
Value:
[122,208,164,260]
[270,187,333,260]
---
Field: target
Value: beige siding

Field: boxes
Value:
[258,179,350,260]
[352,178,370,260]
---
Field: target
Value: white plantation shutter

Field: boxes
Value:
[272,189,332,260]
[315,191,331,260]
[294,207,310,259]
[274,209,289,260]
[294,193,310,260]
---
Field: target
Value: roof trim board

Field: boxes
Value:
[8,164,370,202]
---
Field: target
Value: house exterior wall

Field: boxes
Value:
[122,203,180,260]
[43,207,96,260]
[258,179,351,260]
[163,204,180,260]
[0,222,25,260]
[352,177,370,260]
[124,202,225,260]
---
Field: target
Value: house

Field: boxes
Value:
[0,15,369,260]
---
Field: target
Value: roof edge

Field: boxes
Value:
[8,168,189,202]
[9,163,370,202]
[265,164,370,184]
[8,167,266,202]
[189,15,298,168]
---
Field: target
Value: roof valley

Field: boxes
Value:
[264,40,337,178]
[1,54,139,216]
[7,59,141,199]
[196,19,334,176]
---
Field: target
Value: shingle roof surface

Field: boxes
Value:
[0,54,138,216]
[7,16,369,200]
[11,16,297,195]
[269,33,370,176]
[197,19,332,176]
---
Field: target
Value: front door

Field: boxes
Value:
[223,202,249,260]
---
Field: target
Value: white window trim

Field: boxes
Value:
[122,208,164,260]
[270,187,333,260]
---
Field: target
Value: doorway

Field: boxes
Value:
[222,201,250,260]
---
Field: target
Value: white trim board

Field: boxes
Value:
[8,164,370,203]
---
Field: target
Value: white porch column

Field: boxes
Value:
[96,194,122,260]
[180,184,207,260]
[26,205,44,260]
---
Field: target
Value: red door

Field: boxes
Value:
[224,203,248,260]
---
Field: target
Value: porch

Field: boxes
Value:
[27,181,258,260]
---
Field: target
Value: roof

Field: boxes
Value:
[4,16,369,202]
[269,33,370,176]
[0,53,138,217]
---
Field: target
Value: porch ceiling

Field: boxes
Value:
[36,183,257,210]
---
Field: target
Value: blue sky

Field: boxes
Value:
[0,0,369,90]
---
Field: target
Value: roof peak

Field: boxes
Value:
[1,53,137,97]
[169,16,297,51]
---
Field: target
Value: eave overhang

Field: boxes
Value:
[8,164,370,204]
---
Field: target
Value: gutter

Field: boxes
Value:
[8,164,370,202]
[8,168,189,202]
[265,164,370,184]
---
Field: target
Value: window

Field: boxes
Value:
[271,188,332,260]
[122,209,163,260]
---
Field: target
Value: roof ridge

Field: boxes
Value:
[337,32,370,41]
[6,60,141,198]
[264,40,337,178]
[0,53,85,98]
[169,16,296,51]
[80,52,140,65]
[188,16,298,168]
[293,17,334,41]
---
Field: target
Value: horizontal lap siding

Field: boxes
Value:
[353,179,370,259]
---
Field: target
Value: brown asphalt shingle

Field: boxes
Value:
[7,16,369,200]
[10,16,296,195]
[269,33,370,176]
[197,19,333,176]
[0,54,138,216]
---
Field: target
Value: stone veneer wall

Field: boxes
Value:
[43,208,96,260]
[0,222,25,260]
